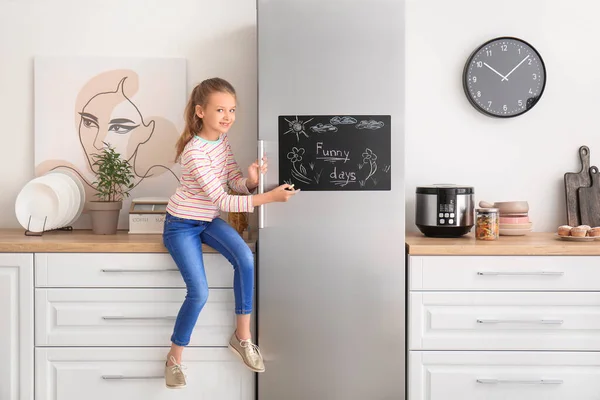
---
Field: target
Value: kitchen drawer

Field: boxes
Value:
[35,253,237,288]
[36,288,235,346]
[409,291,600,351]
[409,351,600,400]
[35,347,253,400]
[409,255,600,291]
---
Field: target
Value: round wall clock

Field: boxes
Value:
[463,37,546,118]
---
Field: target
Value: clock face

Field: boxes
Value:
[463,37,546,118]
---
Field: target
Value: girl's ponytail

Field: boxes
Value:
[174,88,200,162]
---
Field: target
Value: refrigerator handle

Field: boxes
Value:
[258,140,265,229]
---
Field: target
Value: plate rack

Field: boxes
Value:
[24,215,73,236]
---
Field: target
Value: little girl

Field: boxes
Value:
[163,77,297,388]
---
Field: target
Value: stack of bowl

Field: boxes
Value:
[479,201,532,236]
[15,169,86,233]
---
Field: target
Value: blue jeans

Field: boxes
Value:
[162,213,255,347]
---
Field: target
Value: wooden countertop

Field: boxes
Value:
[0,229,256,253]
[405,232,600,256]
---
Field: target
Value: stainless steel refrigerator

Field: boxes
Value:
[256,1,405,399]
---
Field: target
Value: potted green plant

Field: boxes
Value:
[88,144,135,234]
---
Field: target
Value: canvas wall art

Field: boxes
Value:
[34,56,186,229]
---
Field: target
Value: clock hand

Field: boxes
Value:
[483,62,509,81]
[502,55,530,81]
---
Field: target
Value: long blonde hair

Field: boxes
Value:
[175,77,237,161]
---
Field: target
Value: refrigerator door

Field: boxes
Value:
[257,1,405,399]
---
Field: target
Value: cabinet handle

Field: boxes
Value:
[102,316,176,321]
[477,271,564,276]
[476,378,563,385]
[102,375,163,380]
[101,268,179,273]
[477,319,564,325]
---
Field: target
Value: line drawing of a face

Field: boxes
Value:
[75,70,178,184]
[78,76,154,170]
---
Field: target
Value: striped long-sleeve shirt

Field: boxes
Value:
[166,134,254,221]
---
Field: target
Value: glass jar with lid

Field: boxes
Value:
[475,208,499,240]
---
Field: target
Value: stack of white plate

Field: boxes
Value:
[15,170,86,233]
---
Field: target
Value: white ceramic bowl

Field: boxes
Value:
[499,222,533,230]
[480,200,529,214]
[499,228,532,236]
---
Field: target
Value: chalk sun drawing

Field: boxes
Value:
[283,116,314,142]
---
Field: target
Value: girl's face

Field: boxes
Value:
[196,92,236,138]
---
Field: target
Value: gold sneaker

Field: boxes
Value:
[165,355,187,389]
[228,333,265,373]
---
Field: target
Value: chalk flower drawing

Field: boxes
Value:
[310,123,338,133]
[287,147,304,163]
[362,148,378,183]
[287,147,311,184]
[283,116,314,142]
[356,120,384,130]
[362,148,377,163]
[330,116,357,125]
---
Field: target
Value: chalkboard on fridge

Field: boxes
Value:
[278,115,391,191]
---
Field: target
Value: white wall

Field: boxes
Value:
[3,0,595,233]
[0,0,257,229]
[406,0,600,232]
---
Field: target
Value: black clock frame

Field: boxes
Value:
[462,36,547,119]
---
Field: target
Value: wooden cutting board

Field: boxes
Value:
[564,145,591,226]
[578,166,600,227]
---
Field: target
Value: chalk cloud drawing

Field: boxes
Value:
[283,116,314,142]
[310,123,338,133]
[356,119,385,130]
[330,116,357,125]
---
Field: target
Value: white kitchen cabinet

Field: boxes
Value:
[407,253,600,400]
[0,254,34,400]
[410,351,600,400]
[33,250,255,400]
[409,255,600,291]
[409,291,600,351]
[35,288,235,346]
[36,347,254,400]
[35,253,234,288]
